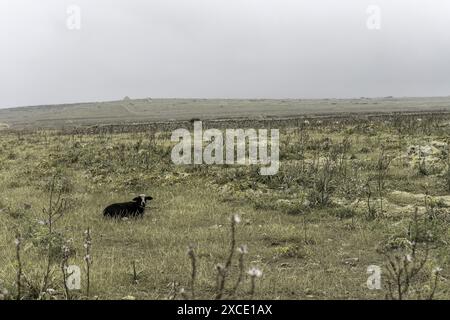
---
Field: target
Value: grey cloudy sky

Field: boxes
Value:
[1,0,449,108]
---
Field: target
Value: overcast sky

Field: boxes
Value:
[1,0,449,108]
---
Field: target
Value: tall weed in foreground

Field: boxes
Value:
[179,214,262,300]
[84,228,93,298]
[379,208,441,300]
[375,146,391,215]
[39,175,68,298]
[308,155,336,207]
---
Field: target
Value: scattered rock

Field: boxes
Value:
[402,142,448,174]
[407,145,440,157]
[390,190,450,207]
[431,141,448,151]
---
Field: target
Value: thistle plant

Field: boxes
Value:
[14,233,22,301]
[187,244,197,299]
[380,208,435,300]
[60,241,72,300]
[215,214,239,300]
[365,180,377,220]
[180,214,261,300]
[428,267,442,300]
[376,146,391,215]
[232,245,248,296]
[248,267,263,298]
[84,228,92,298]
[309,155,335,207]
[40,175,68,298]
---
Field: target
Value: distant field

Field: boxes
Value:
[1,96,450,129]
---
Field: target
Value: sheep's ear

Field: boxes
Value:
[145,196,153,201]
[132,197,141,202]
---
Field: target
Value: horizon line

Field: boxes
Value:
[2,94,450,111]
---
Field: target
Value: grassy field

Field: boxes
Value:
[0,105,450,300]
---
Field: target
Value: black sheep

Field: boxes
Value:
[103,194,153,218]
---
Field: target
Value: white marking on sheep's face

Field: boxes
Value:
[138,194,146,206]
[132,194,152,208]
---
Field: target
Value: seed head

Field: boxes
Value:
[46,288,56,295]
[216,263,225,272]
[237,245,248,254]
[248,267,263,278]
[187,244,196,256]
[84,254,92,264]
[433,267,443,275]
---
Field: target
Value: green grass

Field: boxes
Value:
[0,111,449,300]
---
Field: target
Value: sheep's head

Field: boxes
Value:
[133,194,153,207]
